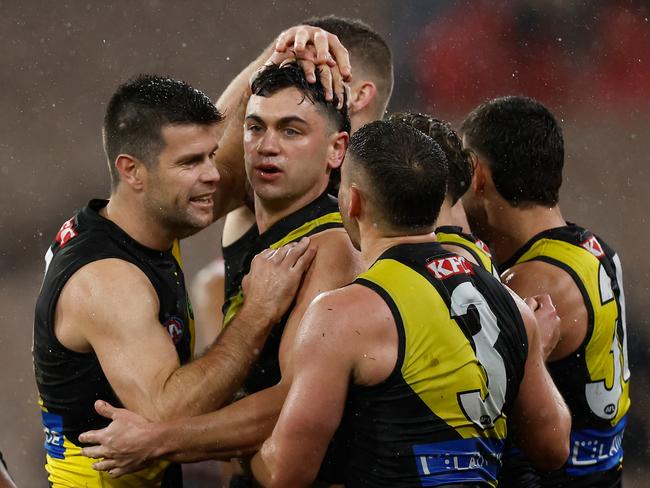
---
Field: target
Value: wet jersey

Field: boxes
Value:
[500,224,630,487]
[33,199,194,487]
[435,225,499,278]
[342,242,528,487]
[221,192,343,394]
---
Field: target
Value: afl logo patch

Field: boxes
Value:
[163,317,184,344]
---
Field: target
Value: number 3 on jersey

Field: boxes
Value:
[586,254,630,420]
[450,282,507,429]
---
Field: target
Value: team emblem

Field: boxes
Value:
[163,317,184,344]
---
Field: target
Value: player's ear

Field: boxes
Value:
[470,153,488,195]
[348,81,377,115]
[327,131,349,170]
[115,154,145,191]
[348,185,362,219]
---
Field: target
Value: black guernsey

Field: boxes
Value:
[221,191,343,394]
[341,242,528,487]
[33,199,192,487]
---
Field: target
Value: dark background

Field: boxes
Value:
[1,1,648,485]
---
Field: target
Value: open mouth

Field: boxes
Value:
[257,163,282,175]
[190,194,214,206]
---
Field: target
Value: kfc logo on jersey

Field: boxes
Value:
[581,235,605,259]
[163,317,184,344]
[475,239,492,258]
[426,255,475,280]
[55,217,78,247]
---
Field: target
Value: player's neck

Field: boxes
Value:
[103,194,174,251]
[490,204,566,266]
[254,181,328,234]
[359,225,436,269]
[436,198,469,230]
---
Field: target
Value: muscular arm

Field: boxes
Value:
[509,297,571,471]
[80,231,361,474]
[502,260,588,361]
[64,240,314,424]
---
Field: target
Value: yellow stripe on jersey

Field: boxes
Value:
[269,212,342,249]
[436,230,497,278]
[360,259,508,441]
[222,212,342,328]
[516,238,630,426]
[170,238,195,358]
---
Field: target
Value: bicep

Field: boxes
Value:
[65,260,182,419]
[268,308,352,480]
[278,233,360,374]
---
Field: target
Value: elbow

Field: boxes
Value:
[528,417,571,471]
[264,471,314,488]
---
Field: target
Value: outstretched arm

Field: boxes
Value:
[68,239,315,425]
[80,231,362,476]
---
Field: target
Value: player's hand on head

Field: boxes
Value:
[275,26,351,80]
[242,237,317,324]
[79,400,156,477]
[525,294,561,359]
[271,25,351,108]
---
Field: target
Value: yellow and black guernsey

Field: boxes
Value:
[221,191,342,394]
[34,199,194,487]
[501,224,630,487]
[436,225,499,278]
[342,242,528,487]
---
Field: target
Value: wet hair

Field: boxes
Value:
[461,96,564,207]
[103,74,222,189]
[251,62,350,134]
[303,15,394,115]
[347,120,448,231]
[388,112,473,204]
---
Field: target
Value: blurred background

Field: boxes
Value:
[1,0,648,485]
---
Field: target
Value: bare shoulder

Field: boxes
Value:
[502,259,587,359]
[296,284,397,385]
[502,260,577,300]
[308,228,363,276]
[57,258,159,350]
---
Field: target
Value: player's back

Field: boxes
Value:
[343,241,528,488]
[500,223,629,487]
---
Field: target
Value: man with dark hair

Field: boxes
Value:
[79,62,361,480]
[34,75,315,487]
[386,111,498,275]
[250,120,570,487]
[460,95,630,487]
[211,14,393,320]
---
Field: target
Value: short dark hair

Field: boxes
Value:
[251,62,351,134]
[103,75,223,189]
[303,15,393,115]
[347,120,448,231]
[461,96,564,207]
[388,112,473,205]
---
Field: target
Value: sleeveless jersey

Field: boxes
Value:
[500,224,630,487]
[342,242,528,487]
[221,192,343,394]
[33,199,193,487]
[435,225,499,278]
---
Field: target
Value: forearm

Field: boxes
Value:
[156,305,276,420]
[213,42,275,218]
[154,383,286,462]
